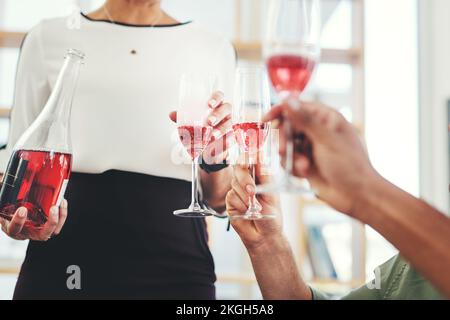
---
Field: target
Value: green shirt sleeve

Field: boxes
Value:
[309,286,330,300]
[310,284,382,300]
[310,255,444,300]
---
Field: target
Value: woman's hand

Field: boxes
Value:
[264,101,380,217]
[226,161,283,252]
[169,91,233,164]
[0,200,68,241]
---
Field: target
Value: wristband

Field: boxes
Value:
[199,158,229,173]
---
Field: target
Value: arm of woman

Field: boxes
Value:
[0,23,51,168]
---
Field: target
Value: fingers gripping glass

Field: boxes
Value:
[261,0,321,194]
[174,74,216,218]
[231,67,275,220]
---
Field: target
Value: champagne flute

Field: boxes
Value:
[260,0,321,194]
[174,73,216,218]
[231,66,275,220]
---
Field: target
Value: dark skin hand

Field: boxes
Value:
[228,101,450,299]
[265,102,376,216]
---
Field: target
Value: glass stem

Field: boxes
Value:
[247,164,259,213]
[283,95,300,179]
[191,156,201,210]
[284,120,294,177]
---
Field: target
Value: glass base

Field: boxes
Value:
[230,204,276,220]
[173,208,214,218]
[230,212,276,220]
[256,175,315,195]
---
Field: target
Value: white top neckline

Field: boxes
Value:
[79,11,194,29]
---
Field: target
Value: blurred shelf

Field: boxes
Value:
[0,259,21,275]
[217,274,257,285]
[233,41,363,64]
[0,31,25,48]
[321,48,363,64]
[0,268,19,275]
[300,197,326,206]
[0,108,11,118]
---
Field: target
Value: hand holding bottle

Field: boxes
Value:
[0,49,83,229]
[0,199,68,241]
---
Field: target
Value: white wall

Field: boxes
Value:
[419,0,450,214]
[365,0,419,196]
[162,0,235,39]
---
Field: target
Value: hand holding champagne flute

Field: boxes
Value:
[262,0,321,194]
[173,74,232,218]
[231,66,275,220]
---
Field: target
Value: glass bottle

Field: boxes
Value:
[0,49,85,227]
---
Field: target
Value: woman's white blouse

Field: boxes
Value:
[0,14,236,182]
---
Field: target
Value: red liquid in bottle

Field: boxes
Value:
[178,125,213,159]
[0,150,72,227]
[233,122,269,152]
[267,54,316,95]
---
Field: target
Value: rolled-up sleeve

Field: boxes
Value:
[310,284,381,300]
[310,286,331,300]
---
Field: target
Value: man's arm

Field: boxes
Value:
[226,163,312,300]
[248,235,312,300]
[265,101,450,299]
[355,175,450,298]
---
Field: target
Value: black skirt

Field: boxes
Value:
[13,170,216,300]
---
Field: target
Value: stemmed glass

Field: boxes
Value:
[231,66,275,220]
[174,73,216,218]
[261,0,321,194]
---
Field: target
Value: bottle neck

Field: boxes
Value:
[14,51,84,153]
[45,54,83,124]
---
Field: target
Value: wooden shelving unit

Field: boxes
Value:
[0,31,25,119]
[233,41,363,64]
[0,108,10,118]
[225,0,368,294]
[0,31,25,48]
[0,266,20,275]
